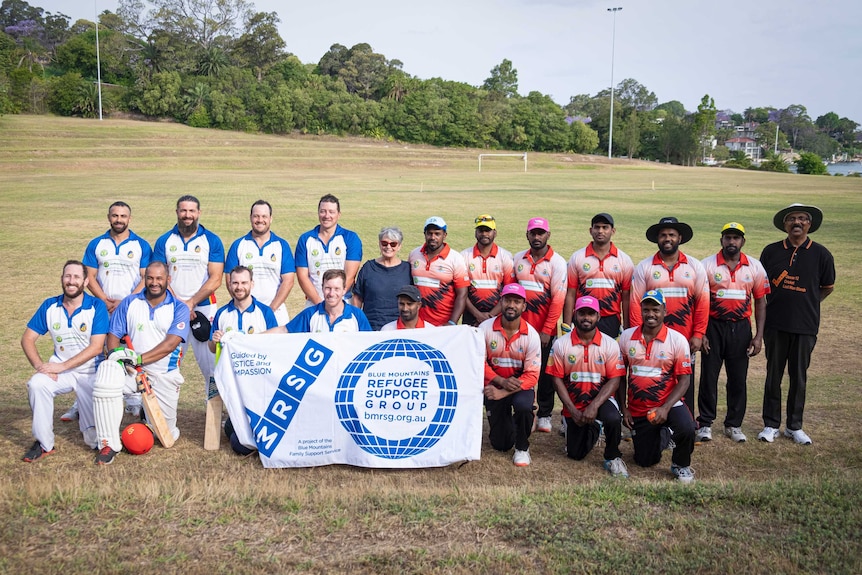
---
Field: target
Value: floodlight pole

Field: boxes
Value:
[95,0,103,120]
[607,7,622,159]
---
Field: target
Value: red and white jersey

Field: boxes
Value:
[567,242,634,319]
[619,325,692,418]
[512,247,567,336]
[701,252,770,322]
[479,316,542,390]
[547,329,626,416]
[629,252,709,341]
[409,244,470,326]
[460,244,515,313]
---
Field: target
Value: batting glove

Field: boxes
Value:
[108,348,141,366]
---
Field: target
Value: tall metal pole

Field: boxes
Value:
[607,7,622,159]
[95,0,103,120]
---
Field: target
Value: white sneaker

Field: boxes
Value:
[60,403,79,422]
[513,449,531,467]
[671,463,695,484]
[603,457,629,478]
[559,417,567,437]
[695,426,712,443]
[784,428,812,445]
[757,426,780,443]
[536,417,552,433]
[724,426,747,443]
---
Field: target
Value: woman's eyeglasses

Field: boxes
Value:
[380,241,399,248]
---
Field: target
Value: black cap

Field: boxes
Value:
[591,213,614,227]
[396,285,422,303]
[190,311,211,342]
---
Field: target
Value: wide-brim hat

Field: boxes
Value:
[645,217,693,244]
[773,204,823,233]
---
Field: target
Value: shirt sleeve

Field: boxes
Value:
[691,259,710,339]
[294,233,309,268]
[82,237,100,268]
[109,297,131,339]
[629,262,647,328]
[168,300,191,341]
[26,299,53,335]
[91,299,110,335]
[153,233,168,263]
[519,330,542,390]
[262,304,279,330]
[224,239,240,272]
[207,231,225,264]
[139,238,153,268]
[279,239,296,274]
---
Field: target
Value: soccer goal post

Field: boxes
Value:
[478,153,527,173]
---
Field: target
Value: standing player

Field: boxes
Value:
[380,285,433,330]
[460,214,514,327]
[757,204,835,445]
[479,284,542,467]
[696,223,769,443]
[153,195,224,395]
[630,216,709,417]
[620,290,696,483]
[269,269,372,333]
[225,200,295,325]
[210,265,278,455]
[562,213,633,338]
[513,217,567,433]
[21,260,108,461]
[91,261,189,465]
[409,216,470,327]
[549,296,628,477]
[294,194,363,306]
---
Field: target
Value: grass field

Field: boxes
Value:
[1,115,860,574]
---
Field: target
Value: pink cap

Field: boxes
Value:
[501,283,527,299]
[575,296,600,313]
[527,217,549,232]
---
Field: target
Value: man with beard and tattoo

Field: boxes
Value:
[409,217,470,327]
[380,285,433,330]
[696,223,769,444]
[562,213,634,339]
[21,260,109,461]
[757,204,835,445]
[64,202,152,421]
[549,296,628,477]
[153,195,224,399]
[620,290,696,483]
[479,283,542,467]
[460,214,514,327]
[513,217,567,434]
[630,217,708,418]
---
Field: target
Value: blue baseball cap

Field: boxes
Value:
[641,290,665,306]
[424,216,447,231]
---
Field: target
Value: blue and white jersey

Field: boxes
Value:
[225,232,295,307]
[27,293,109,374]
[294,224,362,299]
[286,302,372,333]
[153,224,224,307]
[83,230,152,300]
[110,291,189,374]
[211,297,278,336]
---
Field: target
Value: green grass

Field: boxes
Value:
[0,115,860,574]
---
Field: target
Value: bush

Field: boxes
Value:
[47,72,88,116]
[795,152,828,175]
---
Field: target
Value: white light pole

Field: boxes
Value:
[607,7,622,159]
[95,0,103,120]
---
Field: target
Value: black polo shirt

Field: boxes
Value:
[760,238,835,335]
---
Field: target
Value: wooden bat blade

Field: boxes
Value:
[139,380,175,449]
[204,395,223,451]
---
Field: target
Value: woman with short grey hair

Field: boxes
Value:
[352,227,413,330]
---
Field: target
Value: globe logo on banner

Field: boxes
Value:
[335,339,458,459]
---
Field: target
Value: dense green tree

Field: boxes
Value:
[130,69,181,116]
[568,120,599,154]
[46,71,87,115]
[234,11,284,81]
[482,59,518,98]
[795,151,828,175]
[614,78,656,111]
[655,100,685,118]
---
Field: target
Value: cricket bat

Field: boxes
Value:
[204,343,224,451]
[122,338,175,449]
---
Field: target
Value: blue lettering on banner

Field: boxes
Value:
[250,339,333,456]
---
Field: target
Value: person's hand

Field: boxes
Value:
[108,348,140,366]
[748,336,763,357]
[701,335,710,355]
[689,336,703,354]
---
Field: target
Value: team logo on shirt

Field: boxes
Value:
[127,251,134,259]
[684,271,691,278]
[469,263,476,271]
[658,351,668,359]
[314,261,321,268]
[245,253,253,260]
[335,248,342,256]
[714,273,723,282]
[628,347,637,357]
[100,249,108,256]
[582,263,591,272]
[567,354,577,364]
[177,322,186,330]
[312,249,320,256]
[652,271,661,280]
[489,340,498,350]
[717,290,726,298]
[79,323,88,332]
[613,265,620,272]
[248,264,254,270]
[248,327,255,334]
[170,246,177,252]
[170,257,177,263]
[595,356,605,365]
[413,261,420,268]
[270,254,277,262]
[103,262,109,267]
[517,264,524,272]
[137,323,144,332]
[56,336,62,342]
[53,322,61,330]
[195,246,201,253]
[586,279,594,287]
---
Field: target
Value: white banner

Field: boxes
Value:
[214,326,485,468]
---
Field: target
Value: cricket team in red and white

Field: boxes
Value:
[20,199,835,483]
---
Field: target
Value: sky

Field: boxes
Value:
[35,0,862,123]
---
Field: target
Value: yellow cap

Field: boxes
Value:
[474,214,496,230]
[721,222,745,235]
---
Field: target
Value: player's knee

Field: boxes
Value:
[93,361,126,398]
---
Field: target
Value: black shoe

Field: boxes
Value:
[95,445,118,465]
[22,441,54,462]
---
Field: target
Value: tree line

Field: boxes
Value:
[1,0,857,166]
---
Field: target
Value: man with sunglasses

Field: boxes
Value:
[461,214,515,327]
[757,204,835,445]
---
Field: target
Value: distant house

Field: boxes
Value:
[726,137,761,161]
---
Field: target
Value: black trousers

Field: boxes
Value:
[565,399,623,461]
[697,319,752,428]
[631,404,695,468]
[536,338,556,418]
[762,328,816,431]
[486,388,535,451]
[597,315,622,339]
